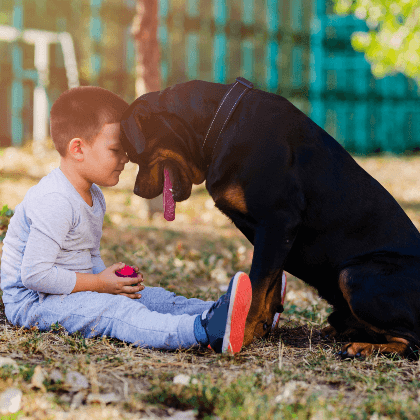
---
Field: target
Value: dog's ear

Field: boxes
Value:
[121,114,146,155]
[120,98,148,161]
[120,92,164,161]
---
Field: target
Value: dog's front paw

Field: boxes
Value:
[338,338,415,359]
[337,342,371,359]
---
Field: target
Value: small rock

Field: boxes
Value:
[70,391,86,410]
[31,365,47,392]
[65,371,89,392]
[173,374,191,386]
[87,392,120,404]
[59,394,72,404]
[169,409,197,420]
[0,388,22,414]
[0,357,19,374]
[49,369,64,383]
[263,373,274,386]
[210,267,228,284]
[275,381,309,404]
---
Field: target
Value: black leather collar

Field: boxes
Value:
[202,77,254,164]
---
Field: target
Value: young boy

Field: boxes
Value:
[0,86,253,353]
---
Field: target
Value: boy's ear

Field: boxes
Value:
[68,138,85,161]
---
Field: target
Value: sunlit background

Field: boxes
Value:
[0,0,419,154]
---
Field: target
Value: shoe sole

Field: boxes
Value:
[221,272,252,354]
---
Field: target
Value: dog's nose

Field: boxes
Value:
[134,185,140,196]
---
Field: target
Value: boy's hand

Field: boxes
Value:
[97,263,144,299]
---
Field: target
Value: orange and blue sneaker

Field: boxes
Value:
[195,272,252,354]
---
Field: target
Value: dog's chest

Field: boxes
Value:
[210,184,248,215]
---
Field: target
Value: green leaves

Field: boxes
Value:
[0,204,14,242]
[334,0,420,85]
[0,205,14,218]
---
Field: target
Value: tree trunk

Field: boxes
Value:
[132,0,163,219]
[132,0,161,96]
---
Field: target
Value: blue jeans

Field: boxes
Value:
[4,287,214,350]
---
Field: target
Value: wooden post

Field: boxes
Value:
[132,0,163,219]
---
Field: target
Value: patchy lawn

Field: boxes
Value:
[1,143,420,419]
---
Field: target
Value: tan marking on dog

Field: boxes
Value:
[342,337,411,357]
[338,270,388,335]
[213,184,248,213]
[149,162,160,186]
[149,147,205,185]
[338,270,414,357]
[338,269,353,304]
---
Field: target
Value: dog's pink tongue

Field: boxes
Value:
[163,168,176,221]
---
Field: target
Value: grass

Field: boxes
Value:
[1,143,420,419]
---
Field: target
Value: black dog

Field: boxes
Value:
[120,79,420,359]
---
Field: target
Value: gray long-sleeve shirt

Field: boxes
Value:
[1,167,106,304]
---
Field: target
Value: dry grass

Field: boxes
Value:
[1,142,420,419]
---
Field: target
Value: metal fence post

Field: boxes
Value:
[90,0,102,84]
[11,0,24,146]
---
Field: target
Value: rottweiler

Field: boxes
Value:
[119,78,420,359]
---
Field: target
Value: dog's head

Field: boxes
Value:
[120,82,226,203]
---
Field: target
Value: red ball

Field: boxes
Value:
[116,265,138,278]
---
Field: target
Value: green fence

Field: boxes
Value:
[310,0,420,154]
[158,0,313,115]
[1,0,419,154]
[0,0,137,146]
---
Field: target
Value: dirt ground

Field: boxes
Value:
[1,143,420,419]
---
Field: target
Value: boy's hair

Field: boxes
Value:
[50,86,130,156]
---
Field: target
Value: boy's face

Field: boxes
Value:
[82,123,129,187]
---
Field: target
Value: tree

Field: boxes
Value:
[131,0,163,218]
[334,0,420,86]
[131,0,161,96]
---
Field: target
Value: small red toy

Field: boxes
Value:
[116,265,137,278]
[116,265,139,286]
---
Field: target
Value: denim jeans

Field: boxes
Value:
[4,286,214,350]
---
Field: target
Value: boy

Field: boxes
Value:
[0,86,253,353]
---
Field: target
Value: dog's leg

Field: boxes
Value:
[321,310,385,342]
[322,308,355,338]
[337,267,420,359]
[223,212,287,343]
[321,311,361,341]
[243,217,300,346]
